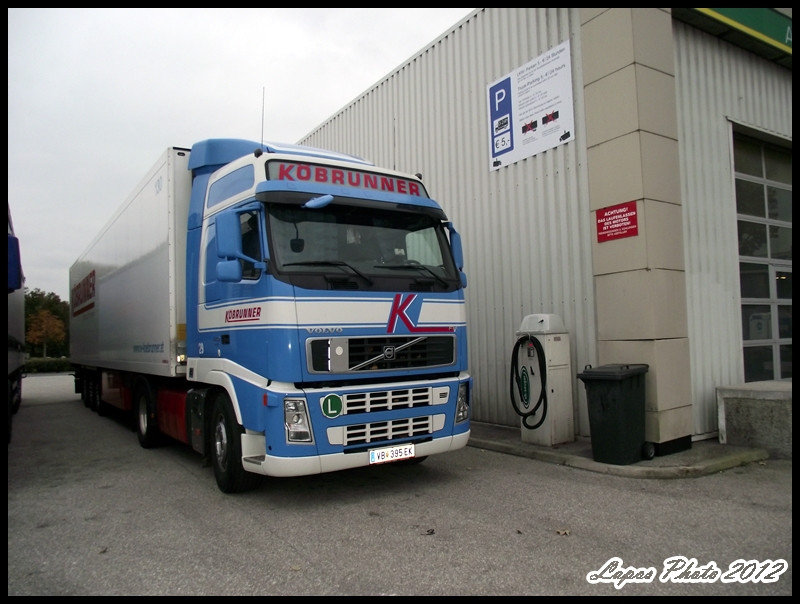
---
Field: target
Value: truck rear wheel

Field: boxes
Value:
[134,381,161,449]
[211,392,262,493]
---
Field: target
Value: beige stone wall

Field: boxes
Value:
[580,8,692,445]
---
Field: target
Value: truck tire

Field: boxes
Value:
[211,392,262,494]
[87,377,101,413]
[134,381,161,449]
[91,375,108,417]
[10,375,22,415]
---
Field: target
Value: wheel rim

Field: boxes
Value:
[137,396,149,435]
[214,414,229,470]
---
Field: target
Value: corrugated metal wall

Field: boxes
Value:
[299,9,792,436]
[673,21,793,437]
[300,8,595,431]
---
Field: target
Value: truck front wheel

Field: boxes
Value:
[211,392,262,494]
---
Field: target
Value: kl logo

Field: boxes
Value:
[386,294,453,334]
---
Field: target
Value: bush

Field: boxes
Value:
[24,357,74,374]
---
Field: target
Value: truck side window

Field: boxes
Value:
[241,212,261,280]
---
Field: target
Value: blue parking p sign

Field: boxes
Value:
[489,77,514,163]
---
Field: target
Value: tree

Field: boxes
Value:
[26,309,66,358]
[24,288,70,358]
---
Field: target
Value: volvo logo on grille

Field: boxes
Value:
[383,346,396,360]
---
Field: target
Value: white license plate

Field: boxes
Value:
[369,443,415,465]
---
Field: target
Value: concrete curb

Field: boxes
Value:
[467,436,770,479]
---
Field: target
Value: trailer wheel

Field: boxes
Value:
[87,377,101,413]
[134,381,161,449]
[92,375,108,417]
[211,392,262,494]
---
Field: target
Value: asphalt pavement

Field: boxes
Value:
[8,374,793,596]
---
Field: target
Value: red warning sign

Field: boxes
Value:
[596,201,638,243]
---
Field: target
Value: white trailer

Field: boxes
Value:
[70,147,190,381]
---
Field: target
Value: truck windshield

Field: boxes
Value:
[266,200,459,291]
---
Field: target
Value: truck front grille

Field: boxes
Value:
[342,387,433,413]
[308,335,455,373]
[344,416,433,446]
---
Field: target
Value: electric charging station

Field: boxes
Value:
[509,314,575,447]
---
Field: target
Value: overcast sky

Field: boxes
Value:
[8,8,474,301]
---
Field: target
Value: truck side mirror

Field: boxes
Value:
[216,212,243,259]
[446,223,468,288]
[217,259,243,282]
[7,234,22,292]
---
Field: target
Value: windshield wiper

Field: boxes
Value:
[283,260,373,285]
[377,262,448,287]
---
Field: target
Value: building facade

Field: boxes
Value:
[298,8,792,449]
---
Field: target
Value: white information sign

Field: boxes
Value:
[486,40,575,171]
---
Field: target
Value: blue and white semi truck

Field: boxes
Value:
[69,139,471,492]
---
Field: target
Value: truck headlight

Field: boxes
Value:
[455,382,470,424]
[284,399,312,442]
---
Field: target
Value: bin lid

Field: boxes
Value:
[577,363,649,381]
